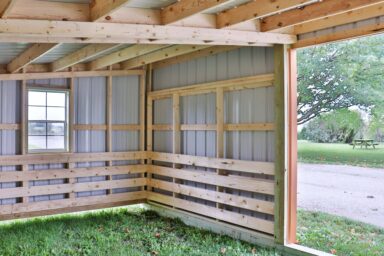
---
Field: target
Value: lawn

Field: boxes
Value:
[297,210,384,256]
[0,206,279,256]
[298,140,384,168]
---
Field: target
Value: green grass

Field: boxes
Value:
[0,206,279,256]
[297,210,384,256]
[298,140,384,168]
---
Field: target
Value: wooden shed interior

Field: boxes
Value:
[0,0,383,255]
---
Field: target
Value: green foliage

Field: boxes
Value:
[297,34,384,125]
[297,210,384,256]
[368,107,384,142]
[0,207,278,256]
[298,140,384,168]
[300,109,363,143]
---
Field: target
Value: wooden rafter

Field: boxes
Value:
[152,46,239,69]
[161,0,229,25]
[88,45,167,71]
[0,19,296,45]
[261,0,384,31]
[51,44,120,72]
[90,0,130,22]
[217,0,316,29]
[293,20,384,48]
[0,0,17,18]
[121,45,211,70]
[294,2,384,34]
[7,43,58,73]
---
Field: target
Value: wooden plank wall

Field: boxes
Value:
[147,71,277,236]
[0,73,147,220]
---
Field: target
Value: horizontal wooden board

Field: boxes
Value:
[0,123,20,130]
[147,192,274,234]
[0,178,146,199]
[0,191,146,219]
[149,74,274,100]
[0,151,146,166]
[73,124,141,130]
[148,179,274,215]
[149,152,275,176]
[225,123,275,131]
[0,165,146,183]
[152,123,275,131]
[148,165,274,195]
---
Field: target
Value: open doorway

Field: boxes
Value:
[289,34,384,255]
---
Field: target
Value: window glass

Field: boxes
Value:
[47,92,66,107]
[29,106,46,120]
[27,89,68,153]
[47,107,65,121]
[28,91,46,106]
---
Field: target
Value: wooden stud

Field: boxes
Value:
[273,44,287,244]
[139,72,146,191]
[67,71,76,199]
[105,66,113,195]
[172,93,181,200]
[287,48,298,244]
[20,68,28,203]
[216,87,225,210]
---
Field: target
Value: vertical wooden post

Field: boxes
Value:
[106,66,113,195]
[274,44,287,244]
[216,87,224,209]
[287,48,298,244]
[139,72,146,191]
[67,70,76,199]
[172,93,181,199]
[146,65,153,191]
[21,68,28,203]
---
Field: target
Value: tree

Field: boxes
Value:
[297,34,384,125]
[300,109,364,143]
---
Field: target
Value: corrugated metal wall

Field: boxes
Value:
[0,75,141,205]
[152,47,275,222]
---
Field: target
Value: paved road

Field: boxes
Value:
[298,163,384,228]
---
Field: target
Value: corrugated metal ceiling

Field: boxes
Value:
[34,43,85,64]
[0,43,31,64]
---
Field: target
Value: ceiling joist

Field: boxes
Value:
[0,0,17,18]
[90,0,131,22]
[7,43,58,73]
[261,0,384,32]
[88,44,168,70]
[217,0,317,29]
[51,44,121,72]
[161,0,229,25]
[0,19,296,45]
[121,45,211,70]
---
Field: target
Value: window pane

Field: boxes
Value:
[28,91,46,106]
[29,106,46,120]
[47,107,65,121]
[28,136,46,150]
[48,123,65,136]
[47,136,65,149]
[28,122,46,135]
[47,92,66,107]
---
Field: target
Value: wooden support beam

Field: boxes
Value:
[152,46,239,69]
[7,43,58,73]
[161,0,229,25]
[0,19,297,45]
[21,68,28,203]
[216,87,225,210]
[293,2,384,34]
[273,44,287,244]
[261,0,384,32]
[293,20,384,48]
[106,66,113,195]
[121,45,211,70]
[68,72,76,199]
[217,0,316,29]
[0,0,17,18]
[51,44,120,72]
[90,0,130,22]
[88,45,167,71]
[0,69,144,81]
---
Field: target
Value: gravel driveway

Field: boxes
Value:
[298,163,384,228]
